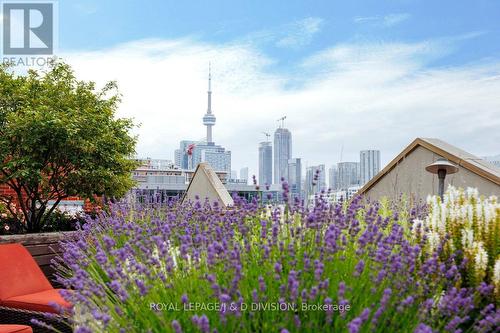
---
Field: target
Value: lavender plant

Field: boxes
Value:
[53,189,499,333]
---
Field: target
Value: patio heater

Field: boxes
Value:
[425,158,459,200]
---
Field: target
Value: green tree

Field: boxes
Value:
[0,62,137,232]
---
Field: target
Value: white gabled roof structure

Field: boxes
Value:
[183,163,234,207]
[358,138,500,198]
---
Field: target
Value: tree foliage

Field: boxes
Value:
[0,62,137,232]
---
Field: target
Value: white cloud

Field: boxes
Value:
[58,35,500,179]
[276,17,324,49]
[383,13,411,27]
[354,13,411,27]
[353,16,379,24]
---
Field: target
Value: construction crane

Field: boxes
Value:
[262,132,270,142]
[277,116,287,128]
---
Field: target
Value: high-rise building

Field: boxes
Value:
[328,165,339,190]
[230,170,237,180]
[337,162,360,189]
[240,167,249,183]
[305,167,314,199]
[274,127,292,184]
[305,164,326,198]
[484,155,500,168]
[317,164,326,191]
[194,144,231,173]
[259,141,272,186]
[174,141,231,173]
[174,149,181,168]
[287,158,302,198]
[174,140,197,169]
[360,150,381,185]
[174,67,231,173]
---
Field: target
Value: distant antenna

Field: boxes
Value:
[208,62,211,90]
[277,116,287,128]
[262,132,270,142]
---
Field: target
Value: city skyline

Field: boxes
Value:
[167,65,385,185]
[169,73,381,188]
[170,67,385,183]
[55,1,500,179]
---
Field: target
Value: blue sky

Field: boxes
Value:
[55,0,500,177]
[61,0,500,66]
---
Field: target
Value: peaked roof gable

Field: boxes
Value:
[183,163,234,207]
[358,138,500,195]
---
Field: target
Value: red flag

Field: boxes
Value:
[186,144,195,156]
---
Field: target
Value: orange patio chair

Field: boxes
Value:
[0,325,32,333]
[0,244,72,333]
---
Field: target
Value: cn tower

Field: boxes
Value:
[202,63,216,145]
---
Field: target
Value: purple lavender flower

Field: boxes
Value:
[293,314,301,328]
[30,319,55,331]
[353,259,365,277]
[171,320,182,333]
[324,297,334,323]
[347,318,362,333]
[401,295,414,307]
[102,235,116,250]
[258,276,266,293]
[314,260,324,280]
[287,270,299,300]
[338,281,346,300]
[198,314,210,333]
[135,279,148,296]
[74,327,92,333]
[414,323,434,333]
[108,280,129,301]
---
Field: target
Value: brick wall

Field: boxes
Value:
[0,183,17,197]
[0,183,98,212]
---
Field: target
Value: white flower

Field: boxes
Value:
[494,258,500,284]
[438,205,447,235]
[490,195,498,205]
[494,258,500,294]
[411,219,424,237]
[466,187,479,200]
[424,186,498,286]
[459,206,467,220]
[467,205,474,225]
[473,242,488,277]
[461,228,474,249]
[426,194,433,206]
[446,185,460,204]
[429,213,438,232]
[427,231,441,252]
[484,204,493,223]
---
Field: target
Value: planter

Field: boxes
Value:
[0,231,77,286]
